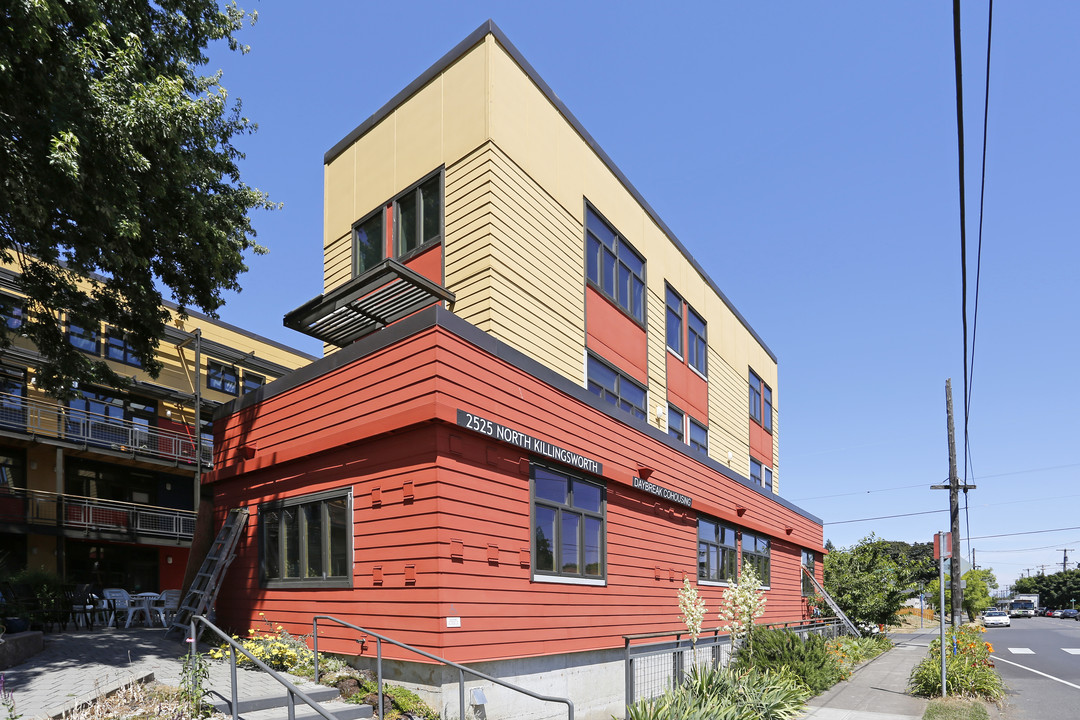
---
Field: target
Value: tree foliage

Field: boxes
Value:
[1014,569,1080,609]
[926,568,998,620]
[822,534,918,627]
[0,0,272,396]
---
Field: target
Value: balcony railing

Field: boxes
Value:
[0,391,212,467]
[0,487,196,542]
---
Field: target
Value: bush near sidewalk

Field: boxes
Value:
[908,625,1006,701]
[622,665,809,720]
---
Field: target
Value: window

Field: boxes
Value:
[665,285,683,356]
[260,490,351,587]
[0,447,26,490]
[689,418,708,455]
[587,355,646,421]
[585,206,645,323]
[698,517,737,583]
[0,372,26,430]
[802,549,817,596]
[353,171,443,276]
[0,294,23,332]
[532,464,604,581]
[243,372,265,394]
[741,531,770,586]
[67,319,99,354]
[667,404,685,442]
[750,458,773,490]
[207,360,238,395]
[749,370,772,432]
[105,328,141,368]
[687,307,707,375]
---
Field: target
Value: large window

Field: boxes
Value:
[687,307,707,375]
[802,549,817,596]
[353,171,443,276]
[532,464,605,581]
[0,294,23,332]
[749,369,772,432]
[689,418,708,455]
[261,490,351,588]
[207,360,238,395]
[67,319,99,354]
[741,531,770,586]
[698,517,737,583]
[585,206,645,323]
[665,285,683,356]
[587,354,646,421]
[105,328,141,368]
[667,404,685,443]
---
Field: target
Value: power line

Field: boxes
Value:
[824,509,946,526]
[970,526,1080,541]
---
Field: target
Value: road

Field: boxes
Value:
[985,616,1080,719]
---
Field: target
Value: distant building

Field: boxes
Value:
[209,20,825,719]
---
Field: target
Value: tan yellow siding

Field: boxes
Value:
[646,285,667,428]
[708,347,749,476]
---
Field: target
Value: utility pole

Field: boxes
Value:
[932,380,974,626]
[1037,564,1050,575]
[1058,549,1074,574]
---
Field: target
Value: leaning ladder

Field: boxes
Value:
[802,566,860,636]
[168,507,249,637]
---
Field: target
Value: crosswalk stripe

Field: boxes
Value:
[1008,648,1035,654]
[1064,649,1080,655]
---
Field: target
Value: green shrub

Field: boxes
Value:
[622,665,809,720]
[731,627,846,694]
[828,633,893,673]
[908,625,1005,701]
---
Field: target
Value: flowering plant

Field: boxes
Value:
[678,576,707,645]
[718,563,767,647]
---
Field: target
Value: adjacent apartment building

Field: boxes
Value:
[207,20,825,719]
[0,264,315,592]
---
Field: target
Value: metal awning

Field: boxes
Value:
[283,259,455,347]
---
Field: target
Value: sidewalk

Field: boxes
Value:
[1,627,330,719]
[800,630,936,720]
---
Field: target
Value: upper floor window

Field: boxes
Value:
[749,370,772,432]
[585,206,645,323]
[67,319,99,355]
[749,458,773,491]
[0,294,24,332]
[687,307,707,375]
[667,404,685,443]
[801,549,817,596]
[665,285,683,356]
[699,517,738,583]
[587,354,646,421]
[532,463,605,581]
[353,171,443,276]
[243,372,265,394]
[105,328,141,368]
[741,531,771,586]
[207,360,238,395]
[689,417,708,455]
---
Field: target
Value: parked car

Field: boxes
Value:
[1045,608,1056,617]
[982,610,1011,628]
[1052,609,1064,617]
[1060,608,1079,619]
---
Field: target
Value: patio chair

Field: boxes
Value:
[153,589,181,627]
[102,588,134,628]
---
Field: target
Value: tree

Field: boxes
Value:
[0,0,271,397]
[927,568,998,621]
[823,534,917,627]
[1015,569,1080,609]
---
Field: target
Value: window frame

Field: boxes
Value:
[104,327,141,368]
[530,462,606,584]
[698,516,738,584]
[665,285,683,357]
[584,204,646,325]
[749,369,773,433]
[351,206,385,277]
[586,354,647,421]
[687,306,707,377]
[801,549,817,596]
[243,371,266,395]
[66,318,100,355]
[0,294,24,332]
[259,488,353,589]
[689,417,708,455]
[207,359,239,396]
[352,169,445,277]
[741,531,771,587]
[667,403,685,443]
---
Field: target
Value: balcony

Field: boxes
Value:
[0,487,196,543]
[0,391,212,467]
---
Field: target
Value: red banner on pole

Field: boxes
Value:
[934,532,952,560]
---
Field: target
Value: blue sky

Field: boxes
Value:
[204,2,1080,591]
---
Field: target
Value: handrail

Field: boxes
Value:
[0,391,212,466]
[312,615,574,720]
[188,615,339,720]
[622,616,844,643]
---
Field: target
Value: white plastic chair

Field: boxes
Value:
[153,589,181,627]
[102,588,133,628]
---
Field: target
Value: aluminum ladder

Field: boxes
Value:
[802,565,861,636]
[168,507,249,637]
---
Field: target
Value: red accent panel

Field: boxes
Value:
[403,243,443,286]
[666,353,708,421]
[158,547,188,590]
[749,422,773,465]
[585,287,647,385]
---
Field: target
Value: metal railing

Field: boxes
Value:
[0,487,196,541]
[312,615,575,720]
[188,615,339,720]
[0,391,212,466]
[623,618,848,711]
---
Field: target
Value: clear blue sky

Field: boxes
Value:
[204,1,1080,592]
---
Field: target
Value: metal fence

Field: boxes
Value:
[623,618,848,711]
[0,391,212,467]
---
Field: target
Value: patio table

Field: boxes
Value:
[125,592,160,628]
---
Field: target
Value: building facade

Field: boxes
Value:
[208,21,824,720]
[0,264,315,592]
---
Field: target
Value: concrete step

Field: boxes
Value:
[210,687,373,720]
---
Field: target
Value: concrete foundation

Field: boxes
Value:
[0,630,44,671]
